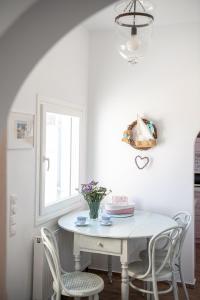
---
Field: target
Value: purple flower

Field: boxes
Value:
[89,180,98,186]
[84,185,93,192]
[80,180,111,202]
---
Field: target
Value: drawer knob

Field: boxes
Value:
[97,241,104,247]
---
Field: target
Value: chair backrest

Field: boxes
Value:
[172,211,191,259]
[41,227,62,290]
[140,226,183,280]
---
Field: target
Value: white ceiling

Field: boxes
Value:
[83,0,200,31]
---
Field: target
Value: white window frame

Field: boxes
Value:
[35,95,84,225]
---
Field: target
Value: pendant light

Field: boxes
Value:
[115,0,154,64]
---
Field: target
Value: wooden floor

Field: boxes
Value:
[64,244,200,300]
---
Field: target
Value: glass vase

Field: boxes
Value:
[88,201,101,220]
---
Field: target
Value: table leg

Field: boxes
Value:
[121,261,129,300]
[74,253,81,271]
[73,234,81,300]
[74,233,81,272]
[120,240,129,300]
[107,255,112,283]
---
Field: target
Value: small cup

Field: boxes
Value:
[101,214,111,224]
[77,216,86,225]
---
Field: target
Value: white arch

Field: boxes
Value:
[0,1,115,298]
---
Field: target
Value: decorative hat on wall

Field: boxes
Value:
[114,0,154,64]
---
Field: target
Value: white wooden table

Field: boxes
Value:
[58,210,177,300]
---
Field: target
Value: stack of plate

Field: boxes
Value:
[104,202,135,217]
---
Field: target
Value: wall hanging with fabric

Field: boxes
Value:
[122,115,157,169]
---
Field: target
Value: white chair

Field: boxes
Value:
[139,211,191,300]
[41,227,104,300]
[128,226,183,300]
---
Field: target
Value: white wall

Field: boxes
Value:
[6,25,89,300]
[87,23,200,284]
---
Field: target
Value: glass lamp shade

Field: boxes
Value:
[115,0,154,64]
[116,25,153,64]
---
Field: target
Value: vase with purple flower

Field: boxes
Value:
[80,181,111,220]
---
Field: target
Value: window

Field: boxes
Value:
[36,97,83,224]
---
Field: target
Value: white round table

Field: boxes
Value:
[58,210,177,300]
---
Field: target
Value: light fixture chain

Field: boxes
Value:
[133,0,137,25]
[138,0,146,12]
[123,0,134,13]
[128,0,134,13]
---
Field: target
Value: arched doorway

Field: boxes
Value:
[194,133,200,249]
[194,133,200,288]
[0,1,115,298]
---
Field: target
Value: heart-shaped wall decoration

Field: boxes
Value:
[135,155,150,170]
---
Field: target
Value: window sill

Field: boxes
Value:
[35,198,82,226]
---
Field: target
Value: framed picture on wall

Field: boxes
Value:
[7,112,34,149]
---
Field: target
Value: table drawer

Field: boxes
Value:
[79,235,122,255]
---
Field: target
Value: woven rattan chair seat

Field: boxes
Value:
[53,271,104,297]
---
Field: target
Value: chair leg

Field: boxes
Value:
[55,293,61,300]
[94,294,99,300]
[51,292,55,300]
[89,296,93,300]
[172,272,179,300]
[52,291,61,300]
[146,281,151,300]
[149,282,155,300]
[179,262,190,300]
[152,277,159,300]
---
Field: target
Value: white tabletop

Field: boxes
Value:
[58,210,177,239]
